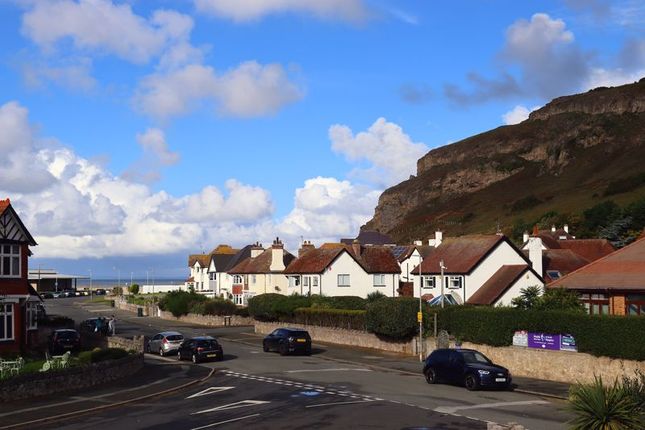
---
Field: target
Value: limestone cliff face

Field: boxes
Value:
[364,78,645,241]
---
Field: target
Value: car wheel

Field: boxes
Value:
[304,348,312,356]
[465,374,480,391]
[176,351,182,361]
[425,368,437,384]
[192,353,199,364]
[279,343,288,356]
[262,342,269,353]
[159,348,165,357]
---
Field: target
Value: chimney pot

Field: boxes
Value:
[551,225,556,233]
[523,231,529,243]
[564,224,569,233]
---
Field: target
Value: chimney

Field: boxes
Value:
[352,239,361,257]
[270,237,285,271]
[250,242,263,258]
[522,231,529,243]
[434,230,443,247]
[527,236,543,276]
[413,240,422,246]
[299,240,315,258]
[563,224,569,233]
[551,225,556,233]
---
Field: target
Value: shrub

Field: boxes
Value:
[158,290,208,317]
[294,308,366,331]
[366,291,387,303]
[202,298,237,316]
[112,286,123,296]
[310,295,366,310]
[89,348,129,363]
[248,293,286,321]
[512,286,584,313]
[622,369,645,416]
[366,297,432,339]
[128,284,140,295]
[234,307,250,317]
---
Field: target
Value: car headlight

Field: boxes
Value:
[477,370,490,375]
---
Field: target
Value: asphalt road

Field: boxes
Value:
[36,297,573,429]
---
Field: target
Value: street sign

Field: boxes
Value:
[417,311,423,322]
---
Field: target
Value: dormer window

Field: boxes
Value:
[0,245,20,278]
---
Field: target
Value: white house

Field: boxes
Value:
[411,234,544,306]
[185,244,247,298]
[283,242,401,298]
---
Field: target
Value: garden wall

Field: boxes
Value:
[0,354,143,402]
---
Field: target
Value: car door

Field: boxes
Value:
[447,351,465,384]
[178,340,189,359]
[149,334,162,351]
[267,330,280,349]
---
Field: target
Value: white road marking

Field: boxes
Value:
[434,400,549,414]
[186,387,234,399]
[285,368,371,373]
[190,413,260,430]
[306,399,375,408]
[193,400,271,415]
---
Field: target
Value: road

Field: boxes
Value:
[30,297,573,429]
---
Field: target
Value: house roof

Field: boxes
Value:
[0,198,37,246]
[548,236,645,291]
[340,230,395,246]
[466,265,529,305]
[188,254,210,268]
[412,235,509,275]
[223,245,254,272]
[228,248,296,274]
[557,239,615,262]
[284,248,345,274]
[209,244,238,255]
[392,245,435,262]
[284,245,401,275]
[359,246,401,273]
[522,249,591,282]
[210,253,237,271]
[538,228,575,241]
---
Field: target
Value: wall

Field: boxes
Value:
[108,335,145,353]
[497,270,543,306]
[0,354,143,401]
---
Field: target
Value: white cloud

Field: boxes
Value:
[21,0,194,64]
[502,105,540,125]
[194,0,368,22]
[329,117,428,187]
[584,68,645,89]
[133,61,303,120]
[122,128,180,184]
[21,57,97,92]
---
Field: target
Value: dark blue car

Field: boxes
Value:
[423,348,511,391]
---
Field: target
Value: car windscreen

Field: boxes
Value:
[166,335,183,341]
[287,331,310,338]
[460,351,491,365]
[195,340,218,348]
[57,331,78,339]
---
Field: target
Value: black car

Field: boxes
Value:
[49,329,80,354]
[263,328,312,356]
[423,348,511,391]
[94,289,106,295]
[79,317,109,336]
[177,336,223,363]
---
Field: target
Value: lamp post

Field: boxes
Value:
[418,250,424,362]
[88,269,93,301]
[440,260,447,309]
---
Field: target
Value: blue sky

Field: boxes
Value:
[1,0,643,278]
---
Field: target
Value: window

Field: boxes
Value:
[423,276,435,289]
[288,276,300,288]
[0,304,14,340]
[251,275,257,284]
[448,276,462,289]
[579,293,610,315]
[312,277,319,287]
[0,245,20,278]
[209,273,217,281]
[234,294,244,305]
[546,270,561,280]
[626,294,645,316]
[233,275,243,284]
[338,274,350,287]
[303,277,310,287]
[26,303,38,330]
[373,274,386,287]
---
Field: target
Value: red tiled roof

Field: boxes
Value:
[228,249,295,274]
[412,235,506,274]
[0,198,10,215]
[466,265,529,305]
[186,277,194,282]
[188,254,210,267]
[358,246,401,274]
[284,248,345,274]
[557,239,615,262]
[523,249,591,282]
[548,236,645,291]
[285,245,401,275]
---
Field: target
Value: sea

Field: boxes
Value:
[75,278,186,288]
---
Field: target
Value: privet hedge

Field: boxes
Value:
[293,308,366,331]
[158,290,237,318]
[366,297,432,339]
[436,306,645,361]
[248,294,366,321]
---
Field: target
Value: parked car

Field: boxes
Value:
[147,331,184,356]
[62,290,76,297]
[423,348,511,391]
[94,289,106,295]
[52,291,63,299]
[262,328,312,356]
[79,317,109,336]
[41,292,54,299]
[177,336,223,363]
[49,329,80,354]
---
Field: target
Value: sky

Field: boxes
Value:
[1,0,644,278]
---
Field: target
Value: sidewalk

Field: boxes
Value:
[0,356,212,429]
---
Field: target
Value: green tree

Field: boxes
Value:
[538,288,585,313]
[128,284,140,295]
[511,285,542,310]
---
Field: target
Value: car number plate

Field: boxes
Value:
[296,339,306,343]
[495,378,506,382]
[207,354,217,358]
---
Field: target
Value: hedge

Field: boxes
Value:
[366,297,432,339]
[248,294,313,321]
[158,291,208,317]
[436,306,645,361]
[293,308,366,331]
[310,295,366,310]
[79,347,130,364]
[191,298,237,316]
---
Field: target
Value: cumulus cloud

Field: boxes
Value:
[21,56,97,92]
[501,105,540,125]
[133,61,303,120]
[122,128,180,183]
[194,0,368,22]
[329,117,428,187]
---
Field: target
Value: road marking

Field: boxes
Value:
[434,400,550,414]
[190,413,260,430]
[186,387,234,399]
[285,368,371,373]
[306,399,375,408]
[193,400,271,415]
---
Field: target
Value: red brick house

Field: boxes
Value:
[0,198,39,354]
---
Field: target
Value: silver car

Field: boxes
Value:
[147,331,184,356]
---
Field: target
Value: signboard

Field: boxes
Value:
[417,312,423,323]
[512,330,528,347]
[528,333,561,350]
[560,334,578,352]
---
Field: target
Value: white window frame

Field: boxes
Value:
[26,302,38,330]
[233,275,243,284]
[251,274,257,284]
[448,276,462,289]
[209,272,217,281]
[312,277,319,287]
[303,276,310,287]
[423,276,435,289]
[337,274,350,287]
[373,274,386,287]
[0,244,21,278]
[0,303,14,341]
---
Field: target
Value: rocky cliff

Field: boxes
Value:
[364,78,645,242]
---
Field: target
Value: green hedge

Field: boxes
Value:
[158,291,208,317]
[190,297,237,316]
[366,297,432,339]
[293,308,366,331]
[310,295,366,310]
[248,294,313,321]
[436,306,645,361]
[79,347,130,364]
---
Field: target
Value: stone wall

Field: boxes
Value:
[0,354,143,402]
[108,335,145,353]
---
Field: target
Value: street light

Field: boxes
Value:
[88,269,93,301]
[418,250,424,362]
[440,260,447,309]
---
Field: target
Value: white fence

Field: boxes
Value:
[139,284,187,294]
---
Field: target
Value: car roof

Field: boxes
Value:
[54,329,78,333]
[280,327,308,332]
[191,336,215,340]
[158,331,183,336]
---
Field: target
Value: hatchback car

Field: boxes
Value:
[177,336,223,363]
[423,348,511,391]
[263,328,312,356]
[147,331,184,356]
[49,329,80,354]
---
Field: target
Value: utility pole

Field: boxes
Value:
[418,251,424,362]
[440,260,446,309]
[89,269,93,301]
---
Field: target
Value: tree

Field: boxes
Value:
[128,284,140,295]
[511,286,584,313]
[511,285,542,310]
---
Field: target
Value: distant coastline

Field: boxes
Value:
[75,278,186,288]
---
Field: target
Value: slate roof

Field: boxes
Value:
[548,236,645,291]
[466,265,529,305]
[211,253,237,272]
[391,245,435,262]
[412,235,509,275]
[340,230,395,246]
[228,249,296,274]
[223,245,254,271]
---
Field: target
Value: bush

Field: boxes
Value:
[85,348,129,363]
[128,284,140,295]
[436,306,645,360]
[248,294,313,321]
[310,295,366,310]
[366,291,387,303]
[366,297,432,339]
[202,298,237,316]
[294,308,366,331]
[158,290,208,317]
[234,307,250,317]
